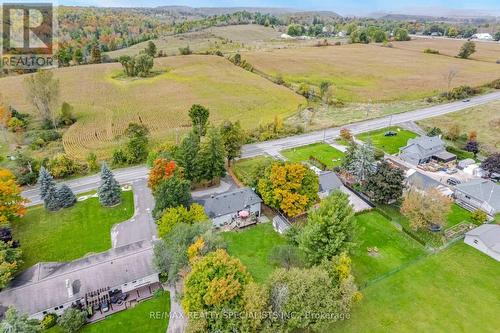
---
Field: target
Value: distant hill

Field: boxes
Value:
[155,6,340,18]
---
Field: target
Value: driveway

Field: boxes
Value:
[339,186,372,212]
[111,179,157,248]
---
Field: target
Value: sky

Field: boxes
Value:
[4,0,500,16]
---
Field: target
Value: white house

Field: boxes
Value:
[203,188,262,228]
[0,241,160,320]
[464,224,500,262]
[471,33,494,41]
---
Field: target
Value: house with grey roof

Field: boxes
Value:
[464,224,500,261]
[318,171,343,198]
[0,241,159,320]
[454,179,500,217]
[405,169,453,196]
[399,136,456,165]
[203,188,262,228]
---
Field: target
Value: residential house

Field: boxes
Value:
[318,171,343,198]
[471,33,494,41]
[399,136,456,165]
[0,241,159,320]
[464,224,500,262]
[203,188,262,228]
[454,179,500,217]
[405,169,453,196]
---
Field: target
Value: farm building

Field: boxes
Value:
[464,224,500,262]
[399,136,456,165]
[203,188,262,228]
[318,171,343,198]
[454,179,500,217]
[0,241,160,320]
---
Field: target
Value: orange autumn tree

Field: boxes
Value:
[258,162,319,217]
[0,169,28,226]
[148,158,179,191]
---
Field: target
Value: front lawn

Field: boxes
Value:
[352,211,426,286]
[281,143,345,168]
[357,126,417,154]
[331,243,500,332]
[378,204,472,248]
[13,191,134,270]
[232,156,273,186]
[222,223,287,283]
[47,291,170,333]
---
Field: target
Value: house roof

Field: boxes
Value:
[400,136,446,160]
[455,179,500,212]
[319,171,343,193]
[203,188,262,218]
[406,169,441,190]
[0,241,156,317]
[466,224,500,253]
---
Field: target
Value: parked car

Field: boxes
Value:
[384,131,397,137]
[446,168,458,175]
[462,99,471,102]
[447,177,461,186]
[101,301,109,312]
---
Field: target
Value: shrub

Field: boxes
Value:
[423,48,440,54]
[470,210,487,225]
[112,148,128,166]
[446,85,479,100]
[48,154,79,178]
[7,117,26,132]
[41,313,58,329]
[489,78,500,89]
[58,102,76,126]
[179,45,192,55]
[57,308,86,333]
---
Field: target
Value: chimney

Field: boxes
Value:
[66,279,74,298]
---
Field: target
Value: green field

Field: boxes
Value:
[281,143,345,168]
[419,100,500,154]
[352,211,426,286]
[0,55,304,160]
[222,223,287,283]
[231,156,274,186]
[357,126,418,154]
[332,243,500,332]
[47,291,170,333]
[13,191,134,270]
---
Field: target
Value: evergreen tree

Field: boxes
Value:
[175,131,200,182]
[349,142,376,182]
[38,167,60,211]
[196,127,226,183]
[56,184,76,208]
[97,163,122,207]
[365,160,405,204]
[152,175,191,219]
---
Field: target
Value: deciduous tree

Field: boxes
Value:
[57,308,86,333]
[258,162,319,217]
[144,41,157,57]
[220,121,245,166]
[152,174,191,219]
[401,188,452,230]
[0,241,22,290]
[188,104,210,137]
[0,306,40,333]
[24,70,60,128]
[299,191,355,264]
[148,158,178,191]
[481,153,500,176]
[157,203,208,237]
[458,41,476,59]
[0,169,27,226]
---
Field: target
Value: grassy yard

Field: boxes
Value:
[13,191,134,270]
[281,143,345,168]
[378,204,473,248]
[231,156,274,186]
[357,127,418,154]
[332,242,500,332]
[222,223,287,283]
[46,291,170,333]
[419,100,500,154]
[352,211,426,286]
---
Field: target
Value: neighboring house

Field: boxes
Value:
[458,158,475,170]
[0,241,159,320]
[399,136,456,165]
[203,188,262,228]
[405,169,453,196]
[464,224,500,262]
[454,179,500,217]
[471,33,494,41]
[318,171,343,198]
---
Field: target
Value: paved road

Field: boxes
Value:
[241,91,500,158]
[111,180,158,248]
[21,91,500,201]
[23,165,149,206]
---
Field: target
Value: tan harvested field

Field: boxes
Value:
[243,43,500,102]
[392,38,500,63]
[418,100,500,153]
[106,24,284,58]
[0,55,305,160]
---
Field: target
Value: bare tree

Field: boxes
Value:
[445,68,459,93]
[24,69,60,128]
